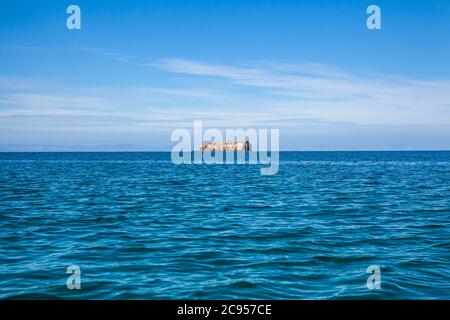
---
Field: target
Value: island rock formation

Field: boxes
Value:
[200,141,251,151]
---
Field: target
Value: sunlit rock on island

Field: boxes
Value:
[200,141,251,151]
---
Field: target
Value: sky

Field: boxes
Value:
[0,0,449,151]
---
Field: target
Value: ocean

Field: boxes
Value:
[0,151,449,299]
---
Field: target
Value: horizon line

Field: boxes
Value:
[1,149,450,153]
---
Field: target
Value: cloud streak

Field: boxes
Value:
[1,54,450,150]
[154,58,450,125]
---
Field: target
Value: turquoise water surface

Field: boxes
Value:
[0,151,449,299]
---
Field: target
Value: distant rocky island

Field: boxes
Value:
[200,141,251,151]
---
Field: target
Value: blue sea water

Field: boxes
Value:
[0,151,449,299]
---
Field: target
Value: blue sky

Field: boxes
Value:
[0,0,449,150]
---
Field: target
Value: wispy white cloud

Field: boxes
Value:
[0,93,111,110]
[1,54,450,150]
[154,58,450,125]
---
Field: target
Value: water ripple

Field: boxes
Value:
[0,151,449,299]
